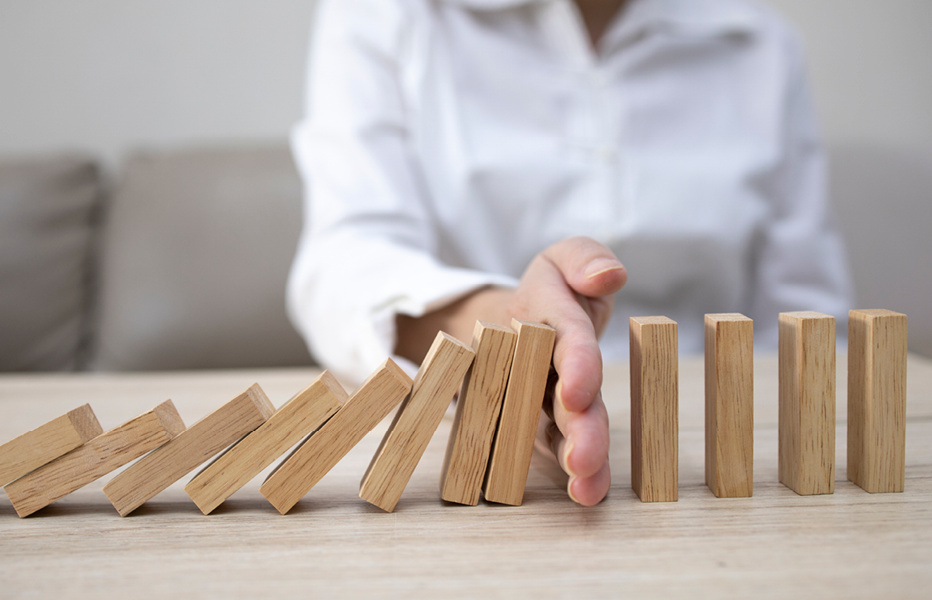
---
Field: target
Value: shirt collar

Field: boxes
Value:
[441,0,760,35]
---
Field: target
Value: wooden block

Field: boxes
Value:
[185,371,347,515]
[705,314,754,498]
[778,311,836,496]
[103,384,275,516]
[630,316,678,502]
[848,309,908,493]
[260,359,412,515]
[4,401,184,517]
[361,332,475,512]
[0,404,102,486]
[484,319,556,506]
[440,321,517,506]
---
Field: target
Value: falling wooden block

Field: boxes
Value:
[441,321,517,506]
[630,316,678,502]
[185,372,347,515]
[260,359,412,515]
[848,309,908,493]
[0,404,102,486]
[361,332,475,512]
[103,384,275,516]
[484,319,556,506]
[705,314,754,498]
[778,311,836,496]
[4,401,185,517]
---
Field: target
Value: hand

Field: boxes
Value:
[395,237,625,505]
[504,237,626,506]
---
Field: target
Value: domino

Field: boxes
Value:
[360,332,475,512]
[484,319,556,506]
[848,309,908,493]
[185,371,347,515]
[778,311,835,496]
[705,314,754,498]
[260,358,412,515]
[630,316,678,502]
[4,400,185,517]
[0,404,102,486]
[103,384,275,516]
[441,321,517,506]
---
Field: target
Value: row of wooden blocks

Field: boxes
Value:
[1,319,555,517]
[1,309,907,517]
[634,309,907,502]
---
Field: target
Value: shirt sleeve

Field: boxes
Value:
[747,28,855,348]
[287,0,517,384]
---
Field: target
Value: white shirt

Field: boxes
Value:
[288,0,854,384]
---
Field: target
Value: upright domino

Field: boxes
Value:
[484,319,555,506]
[360,332,475,512]
[630,316,678,502]
[0,404,102,486]
[103,384,275,516]
[441,321,517,506]
[778,311,835,495]
[4,401,185,517]
[260,359,412,515]
[186,371,347,515]
[705,314,754,498]
[848,309,908,493]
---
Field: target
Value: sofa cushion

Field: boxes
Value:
[92,144,313,370]
[0,155,101,371]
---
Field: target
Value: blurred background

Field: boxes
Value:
[1,0,930,371]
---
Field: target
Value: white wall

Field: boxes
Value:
[0,0,317,166]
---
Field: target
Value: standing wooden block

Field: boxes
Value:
[848,309,908,493]
[360,332,475,512]
[186,372,347,514]
[484,319,556,506]
[630,316,678,502]
[705,314,754,498]
[778,311,836,496]
[441,321,517,506]
[4,401,185,517]
[103,384,275,516]
[0,404,102,486]
[260,359,412,515]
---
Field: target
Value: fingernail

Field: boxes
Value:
[562,440,578,478]
[584,258,624,279]
[555,379,567,412]
[567,476,581,504]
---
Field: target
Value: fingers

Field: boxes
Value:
[552,391,610,479]
[541,236,627,300]
[545,394,611,506]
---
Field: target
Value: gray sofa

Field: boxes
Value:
[0,145,312,372]
[1,142,929,373]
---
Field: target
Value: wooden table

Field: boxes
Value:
[2,354,931,598]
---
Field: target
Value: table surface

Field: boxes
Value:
[2,353,931,598]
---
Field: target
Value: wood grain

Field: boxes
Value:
[3,356,932,597]
[440,321,517,506]
[630,316,678,502]
[103,384,275,516]
[705,314,754,498]
[848,309,908,493]
[360,332,475,512]
[4,400,184,517]
[484,319,555,506]
[185,371,347,514]
[0,404,102,486]
[260,359,412,514]
[778,311,836,495]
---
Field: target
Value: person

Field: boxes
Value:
[286,0,854,506]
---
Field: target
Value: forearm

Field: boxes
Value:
[394,286,515,364]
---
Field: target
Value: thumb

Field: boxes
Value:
[541,237,627,298]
